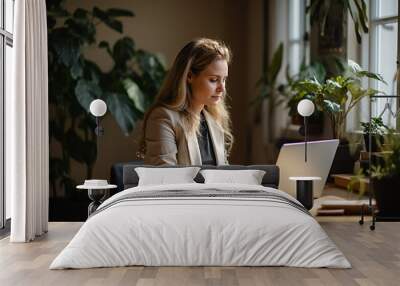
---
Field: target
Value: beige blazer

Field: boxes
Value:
[144,106,227,166]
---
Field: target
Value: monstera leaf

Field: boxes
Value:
[51,28,81,70]
[112,37,136,68]
[74,79,102,111]
[123,78,146,113]
[104,91,140,135]
[92,7,133,33]
[93,7,122,33]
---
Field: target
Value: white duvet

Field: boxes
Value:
[50,183,351,269]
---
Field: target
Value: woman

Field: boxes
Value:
[140,38,234,166]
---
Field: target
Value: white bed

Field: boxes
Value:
[50,183,351,269]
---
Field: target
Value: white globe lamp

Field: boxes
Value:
[297,99,315,117]
[89,99,107,137]
[89,99,107,117]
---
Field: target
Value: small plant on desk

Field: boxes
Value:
[360,117,388,152]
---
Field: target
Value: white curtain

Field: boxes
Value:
[6,0,49,242]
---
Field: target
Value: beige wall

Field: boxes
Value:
[60,0,264,184]
[246,0,265,164]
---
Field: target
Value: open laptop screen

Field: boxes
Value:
[276,139,339,198]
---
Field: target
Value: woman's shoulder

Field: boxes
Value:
[147,106,181,124]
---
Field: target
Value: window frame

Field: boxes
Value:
[349,0,399,133]
[361,0,399,129]
[287,0,309,76]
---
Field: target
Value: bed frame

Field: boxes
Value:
[121,164,279,190]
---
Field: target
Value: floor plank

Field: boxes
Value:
[0,221,399,286]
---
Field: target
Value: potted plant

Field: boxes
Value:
[295,60,385,140]
[370,130,400,216]
[349,130,400,217]
[294,60,385,174]
[360,117,388,152]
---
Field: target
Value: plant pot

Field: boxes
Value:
[372,175,400,217]
[363,133,384,152]
[329,140,362,177]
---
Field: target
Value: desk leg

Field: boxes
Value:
[296,180,313,210]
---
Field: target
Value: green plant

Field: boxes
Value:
[286,61,327,117]
[360,117,388,135]
[255,43,284,105]
[253,44,328,137]
[307,0,368,44]
[370,130,400,179]
[348,129,400,195]
[294,60,385,139]
[253,43,284,141]
[347,168,369,195]
[48,0,166,198]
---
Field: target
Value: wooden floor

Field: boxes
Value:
[1,220,400,286]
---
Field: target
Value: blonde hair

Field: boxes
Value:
[139,38,234,158]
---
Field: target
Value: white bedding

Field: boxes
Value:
[50,183,351,269]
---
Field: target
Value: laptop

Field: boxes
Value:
[275,139,339,198]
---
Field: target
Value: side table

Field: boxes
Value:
[289,176,321,210]
[76,184,117,217]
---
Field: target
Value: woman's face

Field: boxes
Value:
[188,59,228,112]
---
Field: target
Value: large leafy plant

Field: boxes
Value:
[294,60,385,140]
[47,0,166,198]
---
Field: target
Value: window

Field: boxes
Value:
[360,0,399,128]
[287,0,309,76]
[1,0,14,230]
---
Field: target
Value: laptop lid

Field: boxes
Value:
[276,139,339,198]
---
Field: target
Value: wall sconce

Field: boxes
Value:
[89,99,107,136]
[89,99,107,160]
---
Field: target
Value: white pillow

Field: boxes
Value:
[200,169,266,185]
[135,167,201,186]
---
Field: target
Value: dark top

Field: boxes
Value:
[197,112,217,165]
